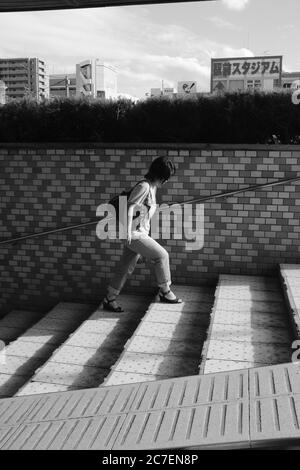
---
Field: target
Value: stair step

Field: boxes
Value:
[211,298,285,314]
[200,274,293,374]
[19,295,152,395]
[104,372,170,386]
[0,374,31,398]
[5,340,56,360]
[280,264,300,337]
[124,335,204,357]
[209,322,291,345]
[135,321,209,341]
[0,355,43,377]
[0,310,41,330]
[109,351,199,377]
[0,310,41,344]
[47,345,120,368]
[29,362,110,388]
[203,339,291,364]
[65,331,126,350]
[17,382,70,396]
[104,285,214,387]
[202,360,270,374]
[0,303,93,398]
[21,328,69,346]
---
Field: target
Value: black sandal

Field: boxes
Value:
[102,296,124,312]
[159,289,182,304]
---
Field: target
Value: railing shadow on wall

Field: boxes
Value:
[1,175,300,247]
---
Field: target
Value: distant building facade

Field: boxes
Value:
[49,73,76,98]
[211,56,283,93]
[0,58,49,101]
[76,60,117,99]
[0,80,5,104]
[282,72,300,90]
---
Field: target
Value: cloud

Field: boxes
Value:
[0,8,254,98]
[207,16,242,30]
[222,0,250,10]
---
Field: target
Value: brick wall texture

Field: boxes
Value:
[0,144,300,314]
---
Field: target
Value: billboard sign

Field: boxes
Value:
[76,60,93,97]
[177,81,197,94]
[211,56,283,93]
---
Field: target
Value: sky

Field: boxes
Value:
[0,0,299,98]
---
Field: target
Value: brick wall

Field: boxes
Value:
[0,143,300,314]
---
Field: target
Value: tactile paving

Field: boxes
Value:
[205,340,291,364]
[0,326,25,343]
[49,345,120,368]
[155,290,213,303]
[125,335,204,357]
[219,275,281,291]
[146,301,213,314]
[103,372,167,387]
[21,328,68,346]
[209,323,291,345]
[143,310,209,326]
[33,362,109,388]
[212,299,285,314]
[202,360,270,374]
[17,382,71,396]
[79,319,136,336]
[89,309,141,322]
[65,331,125,350]
[0,375,29,398]
[0,355,43,377]
[280,264,300,336]
[212,310,288,328]
[5,340,56,359]
[215,289,283,303]
[44,302,93,320]
[111,352,199,377]
[280,265,300,278]
[136,321,209,341]
[0,310,41,329]
[33,316,81,332]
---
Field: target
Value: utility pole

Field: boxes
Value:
[65,75,70,98]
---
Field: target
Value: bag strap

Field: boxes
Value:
[128,178,151,207]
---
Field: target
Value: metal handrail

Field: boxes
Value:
[1,175,300,246]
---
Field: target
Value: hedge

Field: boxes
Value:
[0,92,299,144]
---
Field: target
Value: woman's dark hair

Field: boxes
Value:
[144,156,176,182]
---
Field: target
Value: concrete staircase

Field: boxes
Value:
[17,295,151,395]
[1,268,300,449]
[0,303,94,397]
[104,286,214,386]
[0,269,298,402]
[200,274,294,374]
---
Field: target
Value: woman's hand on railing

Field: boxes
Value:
[127,232,132,245]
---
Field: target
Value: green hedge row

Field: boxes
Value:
[0,92,299,144]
